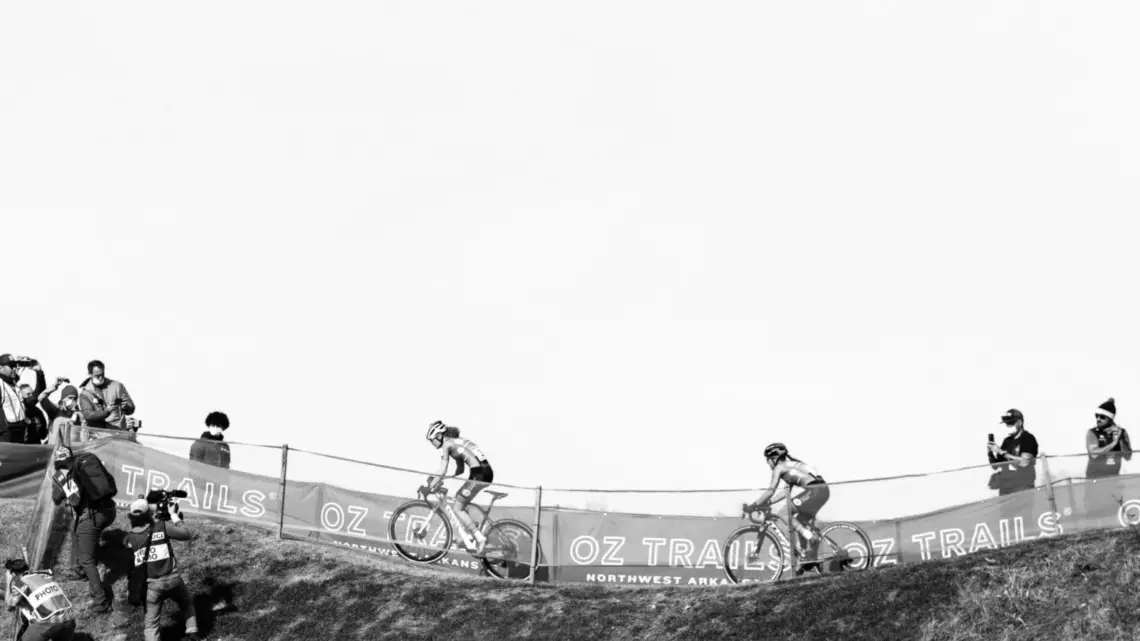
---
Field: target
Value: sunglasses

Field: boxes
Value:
[1096,414,1111,421]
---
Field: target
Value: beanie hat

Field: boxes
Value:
[60,385,78,400]
[1097,398,1116,419]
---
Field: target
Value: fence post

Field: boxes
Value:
[530,485,543,584]
[1065,477,1079,531]
[1040,454,1059,516]
[277,444,289,540]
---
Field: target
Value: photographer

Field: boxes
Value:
[987,408,1039,496]
[124,491,199,641]
[1086,398,1132,479]
[1,353,31,443]
[49,446,118,614]
[13,359,48,444]
[5,558,77,641]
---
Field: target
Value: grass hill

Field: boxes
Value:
[2,498,1138,641]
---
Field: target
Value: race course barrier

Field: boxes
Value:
[3,437,1139,586]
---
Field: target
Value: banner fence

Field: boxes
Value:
[4,428,1140,587]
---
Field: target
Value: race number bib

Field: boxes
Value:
[57,473,81,507]
[133,543,171,567]
[468,443,486,461]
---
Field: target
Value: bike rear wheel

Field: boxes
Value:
[388,500,453,564]
[815,521,875,572]
[721,525,786,584]
[479,518,538,580]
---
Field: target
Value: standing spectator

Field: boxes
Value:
[19,360,48,445]
[40,378,84,446]
[987,408,1039,496]
[1,353,30,443]
[190,411,232,469]
[79,360,136,439]
[1086,397,1132,479]
[50,446,118,614]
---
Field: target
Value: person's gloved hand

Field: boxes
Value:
[169,502,184,524]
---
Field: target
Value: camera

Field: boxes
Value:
[145,489,189,521]
[4,559,29,573]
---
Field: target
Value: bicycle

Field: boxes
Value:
[721,502,874,584]
[387,482,540,580]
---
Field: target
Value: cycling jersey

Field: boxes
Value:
[777,459,824,489]
[442,437,489,474]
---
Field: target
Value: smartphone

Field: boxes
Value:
[988,433,995,443]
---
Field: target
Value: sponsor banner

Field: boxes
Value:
[0,443,57,499]
[5,442,1140,586]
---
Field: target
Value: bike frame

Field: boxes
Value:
[420,485,502,535]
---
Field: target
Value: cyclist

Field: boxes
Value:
[746,442,831,573]
[425,421,494,553]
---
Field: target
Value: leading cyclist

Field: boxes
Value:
[746,442,831,572]
[425,420,494,553]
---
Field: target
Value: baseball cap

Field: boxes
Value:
[1000,409,1024,424]
[129,498,151,515]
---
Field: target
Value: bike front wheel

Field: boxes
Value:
[721,525,786,585]
[479,518,539,580]
[388,500,453,564]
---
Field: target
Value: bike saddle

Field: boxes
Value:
[485,490,509,500]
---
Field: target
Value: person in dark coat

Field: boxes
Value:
[189,411,231,469]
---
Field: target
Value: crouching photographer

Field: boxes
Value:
[124,489,200,641]
[5,558,77,641]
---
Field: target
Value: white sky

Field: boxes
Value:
[3,2,1139,518]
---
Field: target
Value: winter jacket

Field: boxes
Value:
[21,371,48,443]
[189,431,231,469]
[1,374,26,442]
[79,377,136,430]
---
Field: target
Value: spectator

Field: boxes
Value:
[40,378,84,447]
[18,360,48,445]
[1086,397,1131,479]
[1,353,30,444]
[79,360,137,439]
[987,408,1039,496]
[50,446,118,615]
[190,411,232,469]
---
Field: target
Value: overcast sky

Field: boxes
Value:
[3,1,1138,518]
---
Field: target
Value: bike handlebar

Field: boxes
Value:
[418,484,449,500]
[741,503,773,524]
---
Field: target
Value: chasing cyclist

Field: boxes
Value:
[746,443,833,573]
[424,420,494,554]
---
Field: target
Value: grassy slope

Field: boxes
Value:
[2,499,1138,641]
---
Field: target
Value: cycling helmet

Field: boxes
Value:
[426,421,447,447]
[763,443,788,460]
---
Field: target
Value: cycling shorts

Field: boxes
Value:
[458,464,494,504]
[790,480,829,521]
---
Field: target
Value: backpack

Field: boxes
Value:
[72,452,118,502]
